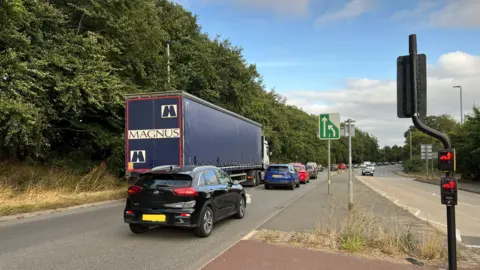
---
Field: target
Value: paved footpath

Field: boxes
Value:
[203,239,426,270]
[201,171,480,270]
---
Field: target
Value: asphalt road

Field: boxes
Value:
[357,164,480,248]
[0,172,329,270]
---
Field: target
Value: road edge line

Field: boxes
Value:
[197,176,329,270]
[355,176,464,243]
[0,199,124,222]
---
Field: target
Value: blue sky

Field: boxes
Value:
[179,0,480,92]
[174,0,480,146]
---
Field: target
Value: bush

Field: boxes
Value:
[403,157,424,173]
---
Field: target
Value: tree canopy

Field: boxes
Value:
[0,0,381,175]
[399,112,480,181]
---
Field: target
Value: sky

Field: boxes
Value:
[172,0,480,146]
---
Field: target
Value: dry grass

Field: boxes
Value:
[252,207,477,266]
[0,162,127,216]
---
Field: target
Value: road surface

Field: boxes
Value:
[0,172,328,270]
[357,164,480,248]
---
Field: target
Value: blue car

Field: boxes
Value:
[264,164,300,190]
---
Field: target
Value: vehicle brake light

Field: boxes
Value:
[125,210,133,215]
[173,187,198,196]
[128,185,142,195]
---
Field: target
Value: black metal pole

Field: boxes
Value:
[409,34,456,270]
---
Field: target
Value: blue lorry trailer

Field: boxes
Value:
[125,91,270,186]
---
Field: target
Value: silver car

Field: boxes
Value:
[306,164,317,179]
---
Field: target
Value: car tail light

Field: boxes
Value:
[128,185,142,195]
[173,187,198,196]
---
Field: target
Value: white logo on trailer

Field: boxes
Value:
[161,104,178,118]
[130,150,146,163]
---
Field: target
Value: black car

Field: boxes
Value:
[124,165,246,238]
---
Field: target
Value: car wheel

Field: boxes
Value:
[290,181,295,190]
[129,224,148,234]
[296,180,300,187]
[265,184,270,189]
[234,196,246,219]
[193,206,214,237]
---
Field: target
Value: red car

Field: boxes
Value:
[291,163,310,184]
[338,163,347,170]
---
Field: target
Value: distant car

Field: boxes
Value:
[264,164,300,190]
[318,164,324,172]
[367,164,375,172]
[291,163,310,184]
[338,163,347,170]
[331,164,338,171]
[383,162,389,165]
[306,164,317,179]
[353,164,359,168]
[398,161,403,164]
[390,161,396,165]
[362,167,374,176]
[376,162,382,166]
[124,165,246,238]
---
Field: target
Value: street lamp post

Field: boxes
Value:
[345,119,355,210]
[453,86,463,124]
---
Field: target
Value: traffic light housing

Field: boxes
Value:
[397,54,427,118]
[440,176,458,205]
[438,149,456,171]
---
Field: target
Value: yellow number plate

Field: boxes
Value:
[272,175,281,178]
[142,214,166,222]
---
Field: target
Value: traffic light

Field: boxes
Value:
[397,54,427,118]
[438,149,456,171]
[440,176,458,205]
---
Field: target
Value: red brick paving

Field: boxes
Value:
[202,240,428,270]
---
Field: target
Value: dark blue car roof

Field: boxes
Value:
[268,164,290,167]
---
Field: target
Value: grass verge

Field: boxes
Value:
[0,162,127,216]
[252,207,479,268]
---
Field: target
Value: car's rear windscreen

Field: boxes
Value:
[267,166,289,172]
[136,173,193,188]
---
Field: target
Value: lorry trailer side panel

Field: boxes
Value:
[183,97,262,168]
[125,96,182,173]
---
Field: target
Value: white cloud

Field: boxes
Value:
[315,0,376,26]
[283,51,480,146]
[391,0,438,21]
[429,0,480,28]
[393,0,480,28]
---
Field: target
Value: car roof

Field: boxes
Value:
[147,165,219,176]
[269,163,291,167]
[291,163,304,166]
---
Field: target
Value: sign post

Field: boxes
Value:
[397,34,457,270]
[421,144,433,179]
[342,121,356,210]
[319,113,341,195]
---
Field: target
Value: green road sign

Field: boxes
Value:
[319,113,340,140]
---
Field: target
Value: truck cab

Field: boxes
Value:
[263,139,270,170]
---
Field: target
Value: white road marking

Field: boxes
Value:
[242,229,257,240]
[246,193,252,204]
[356,176,463,243]
[465,245,480,249]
